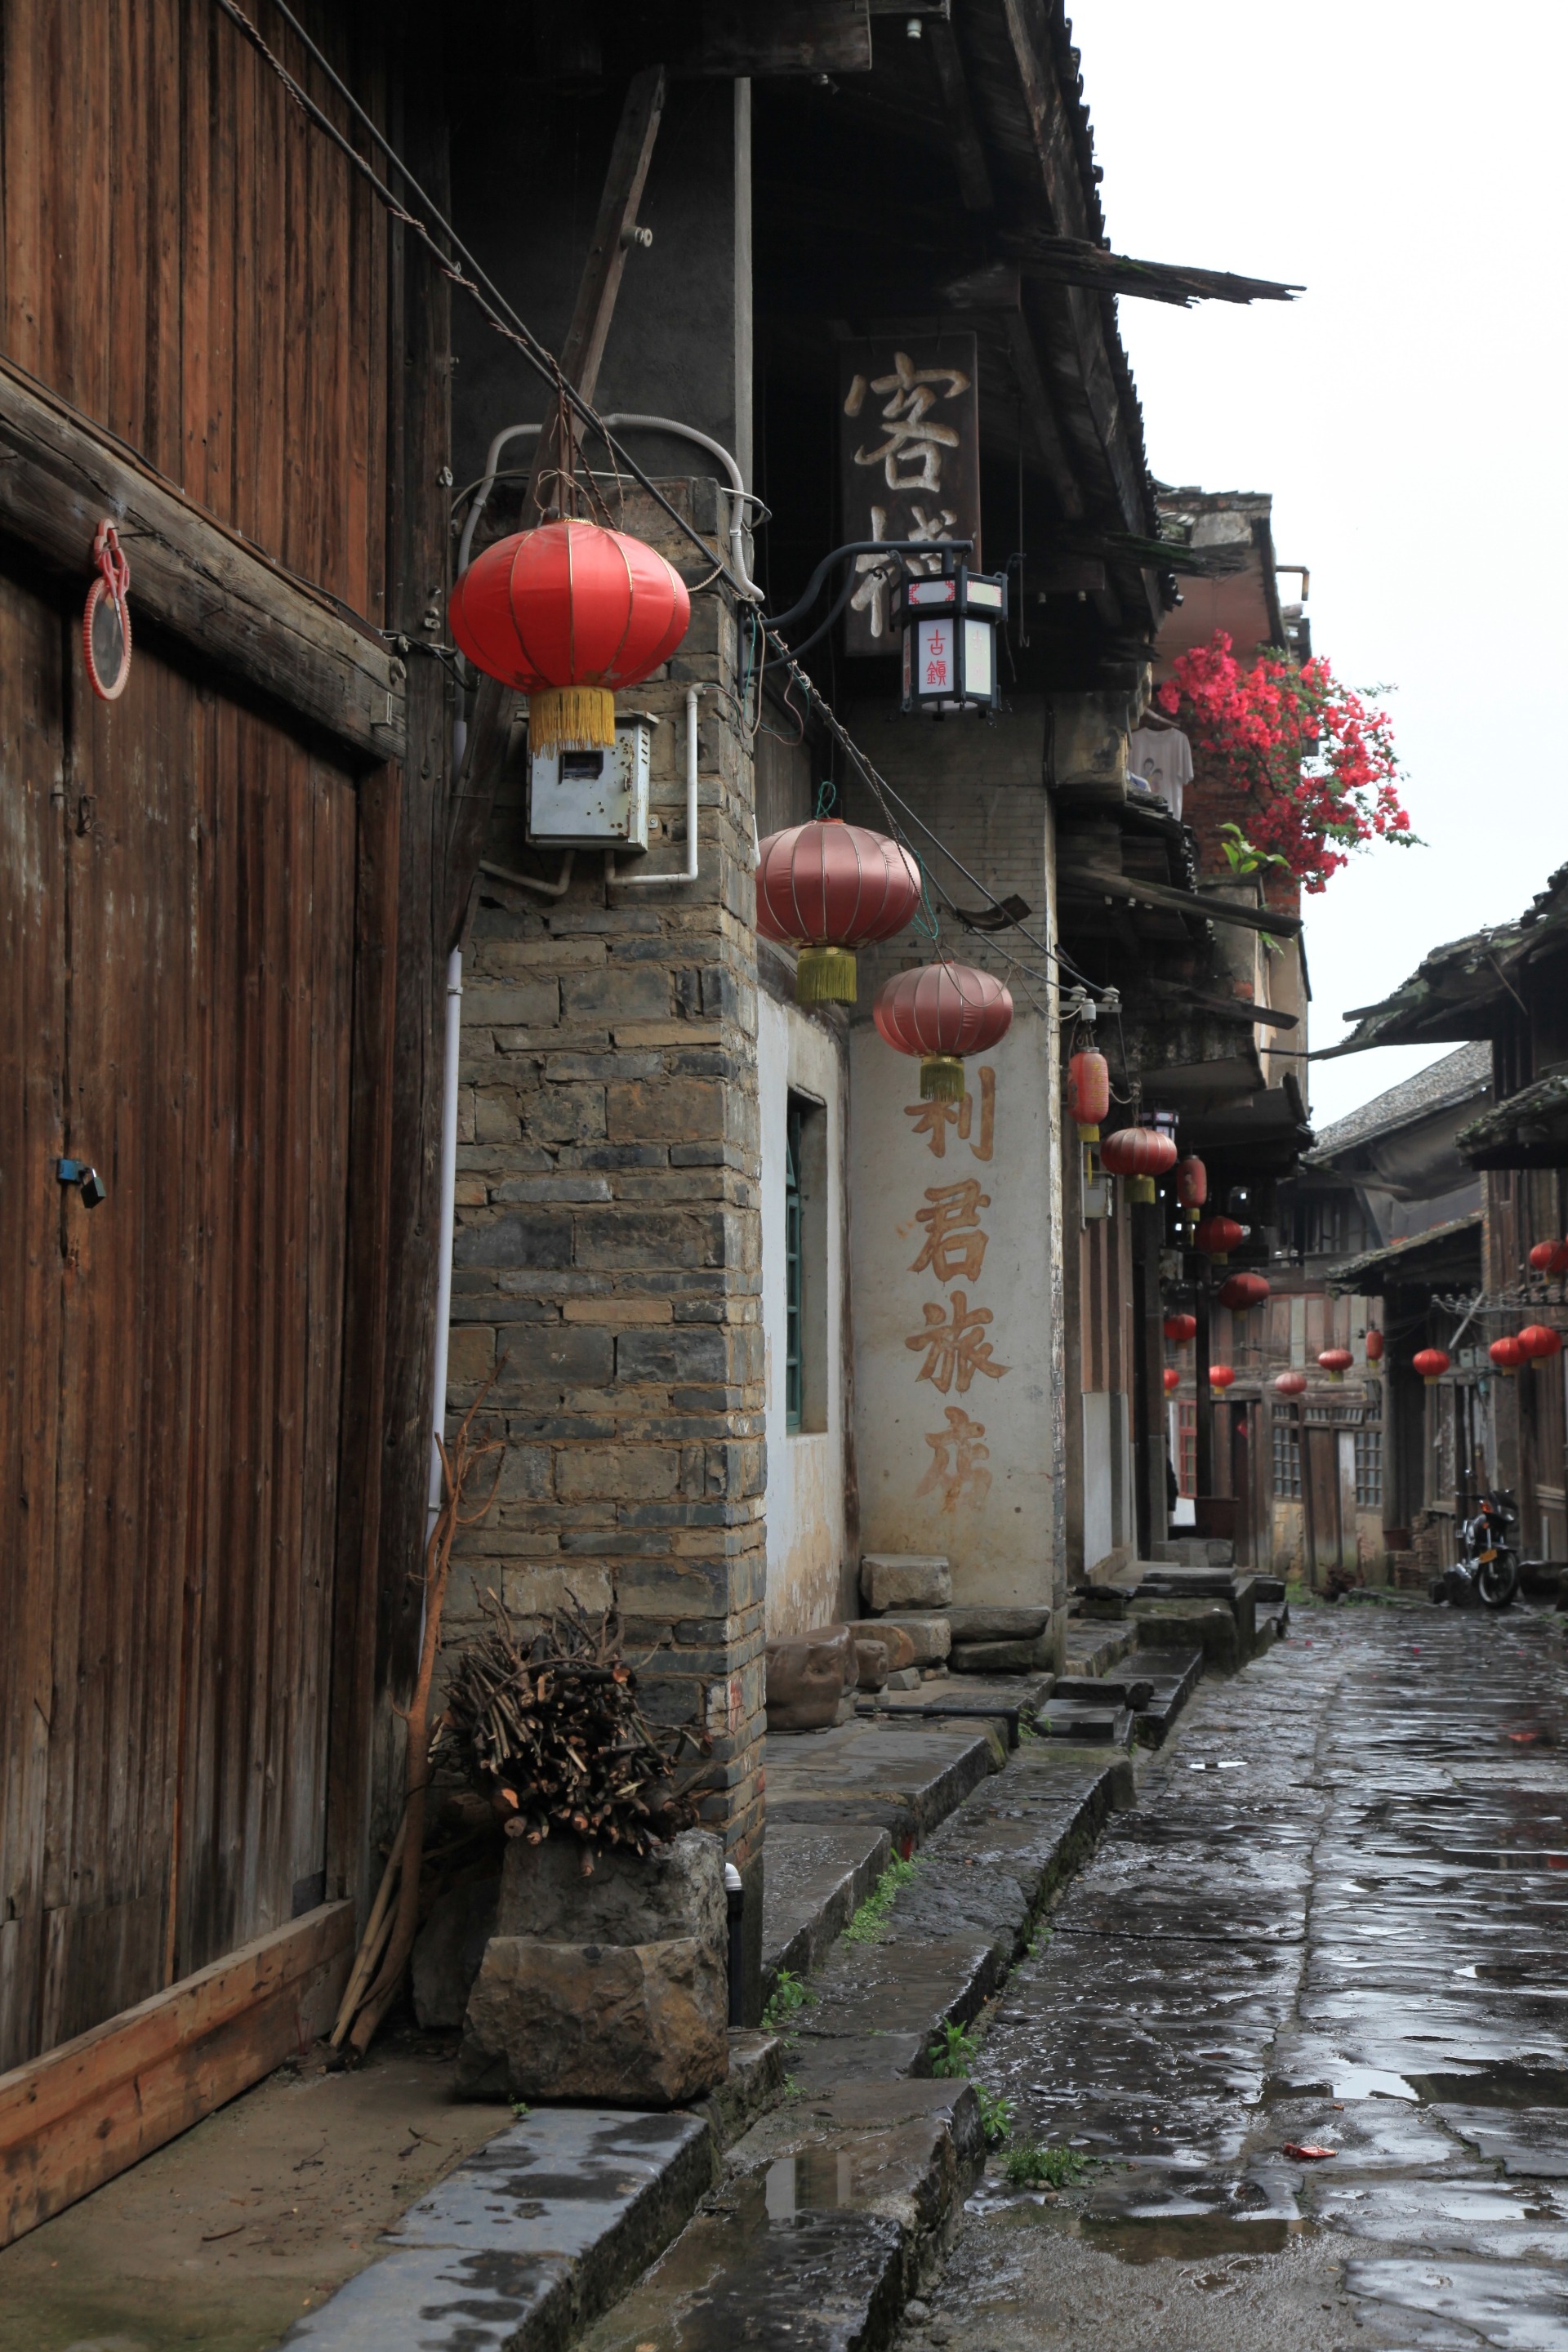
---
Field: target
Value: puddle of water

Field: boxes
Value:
[1078,2214,1313,2264]
[1330,2065,1421,2102]
[1410,2066,1568,2109]
[763,2150,856,2220]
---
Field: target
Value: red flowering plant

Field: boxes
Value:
[1156,631,1414,894]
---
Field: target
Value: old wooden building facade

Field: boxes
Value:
[4,0,1317,2236]
[1322,871,1568,1576]
[1,0,454,2237]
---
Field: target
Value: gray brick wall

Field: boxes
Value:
[442,492,764,1868]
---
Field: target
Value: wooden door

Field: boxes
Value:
[0,575,356,2070]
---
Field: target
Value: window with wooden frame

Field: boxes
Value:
[1354,1426,1383,1509]
[1177,1401,1197,1498]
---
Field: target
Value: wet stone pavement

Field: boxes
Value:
[920,1601,1568,2352]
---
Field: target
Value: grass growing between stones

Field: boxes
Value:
[975,2086,1013,2148]
[928,2020,980,2078]
[842,1853,920,1943]
[760,1967,817,2031]
[1002,2141,1094,2189]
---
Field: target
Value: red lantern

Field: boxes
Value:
[1274,1370,1307,1397]
[1163,1365,1180,1393]
[874,962,1013,1102]
[1194,1215,1245,1262]
[1176,1156,1208,1217]
[1318,1348,1354,1383]
[1218,1272,1271,1312]
[1209,1364,1236,1391]
[1163,1312,1197,1346]
[1490,1335,1527,1375]
[1528,1240,1568,1276]
[1067,1049,1110,1141]
[755,819,923,1004]
[1101,1125,1178,1205]
[1519,1324,1564,1365]
[450,519,690,754]
[1413,1348,1450,1386]
[1364,1329,1384,1364]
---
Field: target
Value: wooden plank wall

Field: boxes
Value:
[0,0,388,626]
[0,589,358,2073]
[0,0,454,2103]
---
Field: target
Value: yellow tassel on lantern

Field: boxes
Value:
[795,945,858,1004]
[920,1054,965,1102]
[528,684,617,755]
[1127,1175,1157,1205]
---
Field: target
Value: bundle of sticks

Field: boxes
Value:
[435,1594,712,1868]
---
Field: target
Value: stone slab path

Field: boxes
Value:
[916,1601,1568,2352]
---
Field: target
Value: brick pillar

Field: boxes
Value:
[443,489,765,2009]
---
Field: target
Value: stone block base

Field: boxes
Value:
[457,1934,728,2107]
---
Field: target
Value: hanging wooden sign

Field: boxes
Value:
[838,332,980,656]
[83,521,132,700]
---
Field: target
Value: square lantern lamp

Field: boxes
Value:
[892,560,1008,716]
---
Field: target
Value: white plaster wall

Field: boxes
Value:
[1080,1388,1133,1571]
[849,1009,1058,1604]
[759,992,849,1636]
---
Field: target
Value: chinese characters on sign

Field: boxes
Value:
[838,336,980,655]
[898,1069,1007,1509]
[916,1406,992,1512]
[904,1067,995,1160]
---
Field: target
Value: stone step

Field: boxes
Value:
[283,2105,720,2352]
[764,1717,1000,1850]
[1128,1647,1205,1746]
[858,1670,1054,1748]
[1039,1701,1134,1747]
[580,2088,953,2352]
[762,1824,892,1995]
[579,1747,1128,2352]
[1130,1596,1243,1673]
[1063,1619,1137,1676]
[1153,1536,1236,1567]
[1134,1566,1237,1601]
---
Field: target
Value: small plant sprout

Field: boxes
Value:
[929,2020,979,2078]
[761,1968,816,2031]
[1003,2141,1093,2190]
[975,2086,1013,2148]
[843,1854,920,1944]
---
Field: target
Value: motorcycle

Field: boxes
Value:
[1431,1489,1520,1610]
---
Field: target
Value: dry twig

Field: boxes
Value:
[341,1372,506,2056]
[435,1594,711,1870]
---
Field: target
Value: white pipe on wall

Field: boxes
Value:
[427,946,464,1542]
[608,684,702,889]
[457,417,762,599]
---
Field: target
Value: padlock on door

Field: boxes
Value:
[57,1157,107,1209]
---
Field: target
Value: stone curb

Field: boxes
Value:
[280,2105,720,2352]
[572,1744,1138,2352]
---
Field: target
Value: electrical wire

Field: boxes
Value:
[212,0,753,603]
[217,0,1107,1007]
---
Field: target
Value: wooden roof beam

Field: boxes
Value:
[1009,233,1302,309]
[1000,306,1084,521]
[925,16,995,212]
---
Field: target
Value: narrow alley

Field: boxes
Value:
[922,1606,1568,2350]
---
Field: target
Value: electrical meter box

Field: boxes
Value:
[528,713,653,851]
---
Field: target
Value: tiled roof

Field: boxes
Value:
[1307,1040,1491,1163]
[1326,1211,1483,1293]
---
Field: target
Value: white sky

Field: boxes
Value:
[1076,1,1566,1125]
